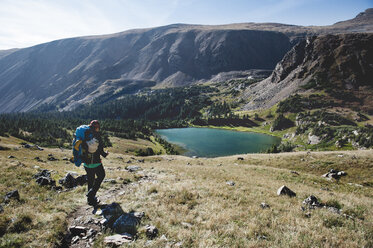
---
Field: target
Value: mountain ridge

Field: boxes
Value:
[0,8,372,113]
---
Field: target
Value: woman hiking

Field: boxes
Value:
[82,120,109,206]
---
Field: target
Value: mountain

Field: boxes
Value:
[242,33,373,113]
[0,8,372,113]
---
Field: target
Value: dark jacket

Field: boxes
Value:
[82,128,108,165]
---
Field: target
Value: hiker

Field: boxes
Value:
[82,120,109,205]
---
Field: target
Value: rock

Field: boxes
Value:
[104,179,117,184]
[260,202,270,209]
[35,145,44,151]
[8,155,15,159]
[62,157,69,161]
[69,226,87,236]
[125,166,141,172]
[160,235,168,241]
[137,159,145,163]
[104,234,132,246]
[277,185,296,197]
[326,206,341,214]
[308,133,321,145]
[192,156,198,159]
[304,212,312,218]
[101,203,124,224]
[76,175,88,186]
[36,176,56,187]
[33,169,51,179]
[226,181,235,186]
[303,195,322,208]
[321,169,347,180]
[113,213,141,235]
[0,205,3,213]
[24,144,32,148]
[59,173,77,188]
[34,157,44,162]
[237,157,244,161]
[86,228,97,238]
[291,171,300,175]
[4,190,20,203]
[47,156,58,161]
[145,225,158,239]
[71,236,80,244]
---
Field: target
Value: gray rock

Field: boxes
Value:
[322,169,347,180]
[113,213,141,235]
[237,157,244,161]
[76,175,87,186]
[260,202,270,209]
[125,166,141,172]
[101,203,124,223]
[181,222,193,228]
[36,176,56,187]
[226,181,235,186]
[59,173,77,188]
[277,185,296,197]
[8,155,15,159]
[104,234,132,246]
[71,236,80,244]
[4,190,20,203]
[69,226,87,236]
[145,225,158,239]
[33,169,51,179]
[303,195,322,208]
[104,179,117,184]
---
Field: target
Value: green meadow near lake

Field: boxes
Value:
[156,127,281,157]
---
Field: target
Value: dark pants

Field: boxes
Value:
[84,164,105,199]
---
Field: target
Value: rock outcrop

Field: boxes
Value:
[242,33,373,111]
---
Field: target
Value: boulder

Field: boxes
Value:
[277,185,296,197]
[113,213,141,235]
[33,169,51,179]
[76,175,87,186]
[36,176,56,187]
[101,203,125,224]
[145,225,159,239]
[104,234,132,246]
[59,173,77,188]
[4,190,20,203]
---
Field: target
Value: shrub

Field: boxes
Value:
[271,114,294,131]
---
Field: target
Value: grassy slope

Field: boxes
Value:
[1,136,373,247]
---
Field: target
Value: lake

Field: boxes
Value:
[155,127,281,157]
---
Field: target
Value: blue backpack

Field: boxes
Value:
[71,125,91,167]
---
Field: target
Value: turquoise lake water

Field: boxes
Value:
[155,127,281,157]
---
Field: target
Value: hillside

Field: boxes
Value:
[0,136,372,247]
[0,9,372,113]
[242,33,373,113]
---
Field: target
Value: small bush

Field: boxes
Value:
[323,216,344,228]
[8,214,33,233]
[271,114,294,131]
[325,199,343,210]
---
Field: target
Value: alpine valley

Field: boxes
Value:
[0,8,373,248]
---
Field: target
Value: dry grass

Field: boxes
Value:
[1,135,373,247]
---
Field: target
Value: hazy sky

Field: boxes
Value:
[0,0,371,50]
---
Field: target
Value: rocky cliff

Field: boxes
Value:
[242,33,373,111]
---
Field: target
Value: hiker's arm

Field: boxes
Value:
[98,136,108,157]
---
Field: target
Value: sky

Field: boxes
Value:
[0,0,371,50]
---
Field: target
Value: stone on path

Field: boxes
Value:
[69,226,87,236]
[226,181,235,186]
[125,165,141,172]
[277,185,296,197]
[104,234,132,246]
[113,213,141,235]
